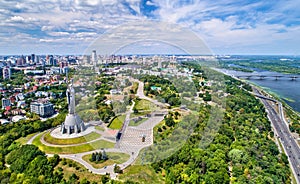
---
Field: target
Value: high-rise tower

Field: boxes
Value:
[2,66,11,80]
[92,50,97,66]
[158,57,162,68]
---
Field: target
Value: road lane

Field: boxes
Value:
[254,88,300,183]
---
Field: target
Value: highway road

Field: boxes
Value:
[253,88,300,183]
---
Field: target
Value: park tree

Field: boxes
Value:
[114,164,123,174]
[95,152,101,162]
[69,173,79,183]
[6,145,45,173]
[101,173,110,183]
[48,154,60,167]
[165,116,175,127]
[228,149,244,164]
[133,107,139,114]
[80,178,90,184]
[91,153,96,162]
[102,150,108,161]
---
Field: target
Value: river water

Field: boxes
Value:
[219,69,300,112]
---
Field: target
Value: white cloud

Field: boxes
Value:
[41,26,56,31]
[192,17,300,54]
[0,0,299,54]
[9,16,25,22]
[6,15,38,23]
[39,38,56,43]
[47,31,70,36]
[146,1,156,6]
[84,20,212,55]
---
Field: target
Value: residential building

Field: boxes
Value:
[16,93,25,101]
[2,98,11,109]
[0,119,10,125]
[60,61,68,68]
[24,70,44,75]
[50,67,61,74]
[9,96,16,104]
[17,101,26,108]
[92,50,97,65]
[11,109,22,115]
[12,115,26,123]
[30,102,54,117]
[2,66,11,79]
[16,56,25,66]
[31,54,35,63]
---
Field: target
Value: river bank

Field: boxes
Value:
[216,68,300,112]
[214,67,300,137]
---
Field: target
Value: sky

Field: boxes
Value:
[0,0,300,55]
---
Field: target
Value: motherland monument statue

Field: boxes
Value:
[60,75,85,135]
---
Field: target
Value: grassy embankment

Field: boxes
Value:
[15,132,38,145]
[43,132,101,145]
[129,99,158,125]
[95,125,105,131]
[32,133,114,154]
[129,118,148,126]
[55,158,104,183]
[118,164,165,184]
[130,99,158,118]
[108,115,126,129]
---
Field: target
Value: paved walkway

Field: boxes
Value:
[27,132,43,144]
[50,124,95,139]
[135,80,170,108]
[40,130,115,148]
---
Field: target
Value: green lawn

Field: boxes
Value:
[33,133,115,154]
[119,165,165,184]
[82,152,130,169]
[55,158,104,183]
[15,132,38,145]
[129,117,148,126]
[44,132,101,145]
[153,120,173,143]
[130,111,151,118]
[135,99,157,111]
[108,115,125,129]
[95,126,105,131]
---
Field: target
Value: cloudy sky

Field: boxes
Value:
[0,0,299,55]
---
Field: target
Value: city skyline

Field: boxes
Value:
[0,0,300,55]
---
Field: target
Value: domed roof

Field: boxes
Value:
[64,114,83,126]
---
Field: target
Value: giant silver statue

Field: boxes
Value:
[61,77,85,134]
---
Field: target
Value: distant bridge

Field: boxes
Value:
[236,75,299,80]
[252,93,277,102]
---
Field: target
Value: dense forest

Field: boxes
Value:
[151,75,290,183]
[0,113,66,183]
